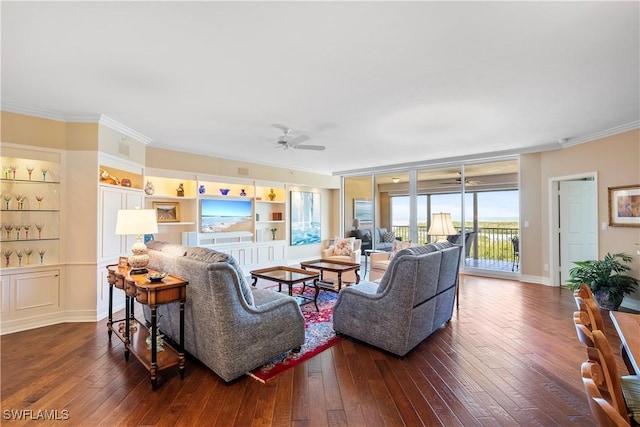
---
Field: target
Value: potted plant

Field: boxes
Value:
[566,252,639,310]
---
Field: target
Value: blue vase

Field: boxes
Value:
[199,185,206,194]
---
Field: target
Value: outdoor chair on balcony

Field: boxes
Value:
[511,237,520,271]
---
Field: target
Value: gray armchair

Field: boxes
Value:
[144,242,305,382]
[333,242,461,356]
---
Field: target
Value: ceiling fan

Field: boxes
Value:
[271,124,326,151]
[438,173,484,186]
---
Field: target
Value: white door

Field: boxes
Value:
[559,180,597,283]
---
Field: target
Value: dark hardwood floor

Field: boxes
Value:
[2,275,627,426]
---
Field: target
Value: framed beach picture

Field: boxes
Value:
[290,191,321,245]
[608,184,640,227]
[153,201,180,223]
[353,199,373,222]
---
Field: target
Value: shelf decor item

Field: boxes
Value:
[40,167,48,181]
[176,183,185,197]
[219,188,230,196]
[10,165,17,179]
[26,165,34,180]
[35,195,44,209]
[36,223,44,238]
[115,208,159,274]
[240,189,246,197]
[153,202,180,223]
[270,227,277,240]
[144,181,155,195]
[199,185,206,194]
[23,224,30,239]
[3,249,13,267]
[268,188,276,201]
[4,194,11,209]
[24,248,32,264]
[38,248,46,264]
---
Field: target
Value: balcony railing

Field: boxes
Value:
[391,225,519,271]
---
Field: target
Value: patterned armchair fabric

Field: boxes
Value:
[143,241,305,382]
[333,242,462,356]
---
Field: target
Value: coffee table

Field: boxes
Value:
[299,259,361,291]
[250,266,320,310]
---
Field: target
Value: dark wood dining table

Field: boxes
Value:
[609,310,640,374]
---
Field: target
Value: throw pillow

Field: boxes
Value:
[382,231,396,243]
[333,237,355,256]
[390,240,413,259]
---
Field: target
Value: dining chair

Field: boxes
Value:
[574,284,637,375]
[574,312,640,422]
[582,361,631,426]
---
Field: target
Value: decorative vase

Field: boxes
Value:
[145,327,165,352]
[144,181,154,195]
[199,185,206,194]
[219,188,230,196]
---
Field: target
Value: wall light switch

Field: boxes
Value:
[601,222,608,231]
[524,221,529,228]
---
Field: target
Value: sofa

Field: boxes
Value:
[142,241,305,382]
[351,227,398,252]
[332,241,462,356]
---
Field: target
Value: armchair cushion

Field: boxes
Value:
[333,237,356,256]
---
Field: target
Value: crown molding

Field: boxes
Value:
[560,121,639,148]
[1,101,153,145]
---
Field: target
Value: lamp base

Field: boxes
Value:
[130,268,148,275]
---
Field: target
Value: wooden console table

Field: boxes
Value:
[106,265,188,390]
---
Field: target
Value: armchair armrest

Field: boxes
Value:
[321,247,334,258]
[370,252,392,263]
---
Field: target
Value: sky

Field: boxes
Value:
[391,190,519,225]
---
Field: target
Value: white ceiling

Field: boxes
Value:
[2,1,639,176]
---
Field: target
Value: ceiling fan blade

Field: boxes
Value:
[294,144,325,151]
[287,134,310,146]
[271,123,290,133]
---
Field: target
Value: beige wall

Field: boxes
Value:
[525,129,640,307]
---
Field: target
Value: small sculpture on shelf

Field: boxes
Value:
[144,181,155,195]
[270,227,278,240]
[199,185,206,195]
[268,188,277,201]
[240,189,247,197]
[176,183,185,197]
[219,188,230,196]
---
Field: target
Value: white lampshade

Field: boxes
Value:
[115,209,158,274]
[115,209,158,236]
[428,212,456,237]
[352,218,360,229]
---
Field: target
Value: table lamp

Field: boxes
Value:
[115,208,158,274]
[352,218,360,230]
[428,212,456,241]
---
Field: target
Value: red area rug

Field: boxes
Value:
[248,287,340,383]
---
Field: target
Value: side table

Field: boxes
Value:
[106,265,188,390]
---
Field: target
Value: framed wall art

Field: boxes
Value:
[290,191,321,245]
[153,201,180,223]
[353,199,373,222]
[608,184,640,227]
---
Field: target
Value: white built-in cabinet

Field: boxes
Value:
[0,144,65,334]
[142,171,289,274]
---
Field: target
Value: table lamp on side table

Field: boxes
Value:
[115,208,159,274]
[428,212,456,242]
